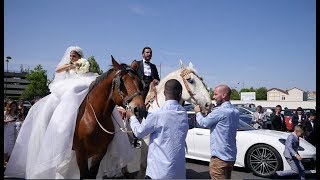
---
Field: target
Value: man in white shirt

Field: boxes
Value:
[126,79,189,179]
[292,107,307,127]
[252,105,268,129]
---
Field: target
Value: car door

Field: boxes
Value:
[193,122,211,159]
[186,112,196,155]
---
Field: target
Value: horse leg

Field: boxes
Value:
[136,135,150,179]
[88,153,106,178]
[75,148,89,179]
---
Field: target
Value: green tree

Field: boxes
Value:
[230,89,240,100]
[21,65,49,100]
[240,86,256,92]
[209,88,214,100]
[256,87,268,100]
[88,56,103,75]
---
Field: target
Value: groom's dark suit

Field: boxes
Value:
[135,60,160,101]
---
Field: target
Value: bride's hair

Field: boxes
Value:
[70,47,83,58]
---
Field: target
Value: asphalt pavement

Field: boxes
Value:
[4,147,316,179]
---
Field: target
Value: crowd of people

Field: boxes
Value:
[251,104,316,179]
[3,45,316,180]
[4,98,28,166]
[251,104,316,147]
[4,96,43,167]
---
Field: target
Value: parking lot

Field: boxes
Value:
[125,148,316,179]
[4,145,315,179]
[124,148,265,179]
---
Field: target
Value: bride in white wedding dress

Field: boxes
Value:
[4,46,134,179]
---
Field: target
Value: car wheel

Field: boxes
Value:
[246,144,283,177]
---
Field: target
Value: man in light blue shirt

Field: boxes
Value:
[194,84,239,179]
[126,79,189,179]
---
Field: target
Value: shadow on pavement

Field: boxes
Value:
[186,168,210,179]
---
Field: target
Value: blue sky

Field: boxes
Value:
[4,0,316,91]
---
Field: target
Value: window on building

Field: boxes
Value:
[282,96,285,100]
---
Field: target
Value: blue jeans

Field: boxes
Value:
[276,158,305,180]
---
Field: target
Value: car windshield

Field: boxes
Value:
[243,107,256,112]
[188,112,256,131]
[237,120,255,131]
[237,107,255,115]
[184,103,195,111]
[284,110,295,116]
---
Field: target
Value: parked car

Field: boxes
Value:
[283,109,296,131]
[185,111,316,178]
[183,103,196,112]
[184,103,253,125]
[235,106,272,129]
[264,107,275,116]
[283,108,316,131]
[303,108,316,118]
[236,106,255,116]
[23,101,32,109]
[233,103,256,110]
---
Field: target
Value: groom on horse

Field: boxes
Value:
[131,47,160,148]
[134,47,160,101]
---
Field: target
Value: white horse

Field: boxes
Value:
[136,60,212,178]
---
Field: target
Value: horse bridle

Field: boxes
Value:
[180,68,207,106]
[89,67,143,134]
[146,69,207,109]
[109,67,143,107]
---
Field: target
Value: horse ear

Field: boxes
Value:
[179,59,185,69]
[111,55,120,69]
[188,62,194,69]
[131,59,138,71]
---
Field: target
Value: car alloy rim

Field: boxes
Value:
[249,147,278,176]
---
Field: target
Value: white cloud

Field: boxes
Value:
[128,4,147,16]
[158,49,184,56]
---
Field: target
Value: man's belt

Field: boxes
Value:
[143,76,153,82]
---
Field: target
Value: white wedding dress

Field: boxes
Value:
[5,65,134,178]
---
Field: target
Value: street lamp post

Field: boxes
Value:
[5,56,12,99]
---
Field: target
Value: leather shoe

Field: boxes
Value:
[132,142,141,148]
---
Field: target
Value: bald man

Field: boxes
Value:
[126,79,189,179]
[194,85,240,179]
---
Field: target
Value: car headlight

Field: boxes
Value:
[278,139,305,151]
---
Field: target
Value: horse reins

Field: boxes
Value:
[145,82,160,109]
[89,67,142,134]
[88,102,132,134]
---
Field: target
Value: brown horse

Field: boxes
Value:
[72,56,147,178]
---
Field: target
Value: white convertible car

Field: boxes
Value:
[185,111,316,178]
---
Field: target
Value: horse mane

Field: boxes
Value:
[88,63,131,92]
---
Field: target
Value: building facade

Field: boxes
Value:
[4,71,30,99]
[267,87,308,102]
[307,91,316,101]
